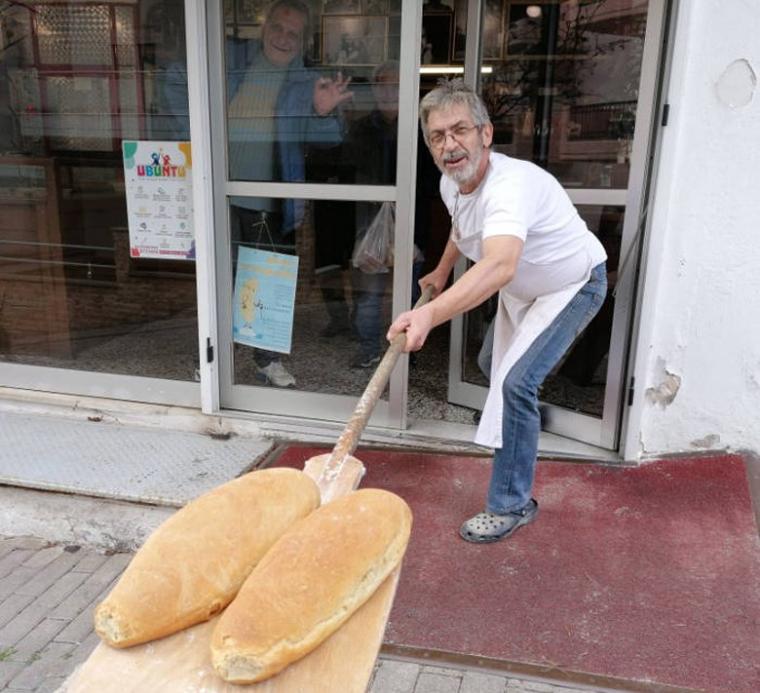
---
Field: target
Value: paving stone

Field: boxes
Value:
[0,559,97,650]
[0,550,38,580]
[11,617,71,665]
[14,551,82,598]
[47,553,129,620]
[415,671,462,693]
[0,598,50,649]
[370,660,421,693]
[53,575,119,645]
[0,538,49,561]
[33,675,67,693]
[6,641,76,691]
[505,681,593,693]
[0,593,35,630]
[421,664,467,677]
[507,683,554,693]
[460,670,507,693]
[0,659,26,688]
[69,551,109,574]
[369,662,381,690]
[20,545,64,570]
[61,630,100,670]
[34,569,91,613]
[0,567,37,597]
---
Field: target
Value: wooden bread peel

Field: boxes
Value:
[303,284,434,503]
[63,286,433,692]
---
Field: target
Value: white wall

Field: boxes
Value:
[625,0,760,459]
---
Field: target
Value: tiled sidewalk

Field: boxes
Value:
[0,537,130,692]
[0,536,602,693]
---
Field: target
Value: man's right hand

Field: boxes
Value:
[313,72,353,116]
[387,305,435,353]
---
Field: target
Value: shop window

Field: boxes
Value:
[0,1,198,381]
[223,0,403,186]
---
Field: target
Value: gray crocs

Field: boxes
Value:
[459,499,539,543]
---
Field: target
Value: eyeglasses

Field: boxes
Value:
[428,124,481,149]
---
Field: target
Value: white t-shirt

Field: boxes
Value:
[441,152,607,302]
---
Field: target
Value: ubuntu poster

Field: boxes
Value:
[122,141,195,260]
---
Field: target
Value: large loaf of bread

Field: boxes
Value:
[210,488,412,684]
[94,467,320,648]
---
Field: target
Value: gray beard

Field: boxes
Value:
[440,146,483,186]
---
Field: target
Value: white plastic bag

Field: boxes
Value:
[351,202,394,274]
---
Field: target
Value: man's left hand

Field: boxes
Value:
[313,72,353,116]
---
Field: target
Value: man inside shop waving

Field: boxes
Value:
[387,79,608,543]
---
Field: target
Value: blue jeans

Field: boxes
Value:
[351,270,389,360]
[487,263,608,514]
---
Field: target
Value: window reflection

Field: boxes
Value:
[481,0,647,189]
[224,0,402,186]
[0,1,197,381]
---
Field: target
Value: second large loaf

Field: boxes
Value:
[211,488,413,683]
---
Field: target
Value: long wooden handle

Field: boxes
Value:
[321,284,435,477]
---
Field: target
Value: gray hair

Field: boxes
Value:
[373,60,399,82]
[419,78,492,146]
[265,0,311,36]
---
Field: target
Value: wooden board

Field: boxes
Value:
[62,566,400,693]
[61,455,399,692]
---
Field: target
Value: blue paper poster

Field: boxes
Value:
[232,247,298,354]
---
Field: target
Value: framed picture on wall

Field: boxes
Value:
[322,0,362,15]
[322,16,387,65]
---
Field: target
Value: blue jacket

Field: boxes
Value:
[226,38,344,232]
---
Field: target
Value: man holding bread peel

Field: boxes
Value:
[387,79,607,543]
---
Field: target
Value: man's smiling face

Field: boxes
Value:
[262,6,306,67]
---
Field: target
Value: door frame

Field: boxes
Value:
[197,0,423,427]
[446,0,669,450]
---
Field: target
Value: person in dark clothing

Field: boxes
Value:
[341,61,439,368]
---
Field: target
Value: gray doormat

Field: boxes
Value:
[0,411,273,506]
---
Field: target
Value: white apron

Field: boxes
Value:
[473,270,591,449]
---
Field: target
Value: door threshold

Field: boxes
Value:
[253,411,620,463]
[406,417,621,463]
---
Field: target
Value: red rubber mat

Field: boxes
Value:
[272,448,760,692]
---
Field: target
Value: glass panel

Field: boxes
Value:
[223,0,401,185]
[0,1,197,382]
[480,0,648,189]
[461,205,624,417]
[229,196,401,398]
[541,204,622,415]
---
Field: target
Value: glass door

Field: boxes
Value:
[447,0,667,449]
[207,0,422,424]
